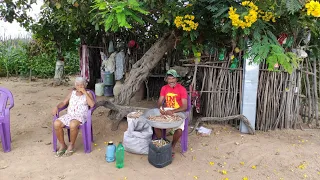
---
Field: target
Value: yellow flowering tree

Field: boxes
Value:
[172,4,202,57]
[190,0,320,73]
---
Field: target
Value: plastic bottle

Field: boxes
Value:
[106,141,116,162]
[115,142,125,168]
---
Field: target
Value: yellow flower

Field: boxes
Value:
[243,177,249,180]
[209,161,215,166]
[174,15,198,31]
[228,2,259,29]
[240,162,245,165]
[305,0,320,17]
[251,165,257,169]
[298,163,306,169]
[221,170,227,175]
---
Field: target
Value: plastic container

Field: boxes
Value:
[141,108,186,129]
[104,85,114,97]
[116,142,125,169]
[148,139,172,168]
[95,83,105,96]
[106,141,116,162]
[101,71,114,85]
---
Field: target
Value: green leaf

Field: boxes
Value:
[125,10,144,24]
[213,7,229,18]
[266,31,280,46]
[286,0,302,14]
[113,3,126,13]
[157,15,165,23]
[104,15,114,31]
[206,5,218,12]
[116,12,126,26]
[128,0,140,7]
[99,3,107,10]
[55,3,61,9]
[165,19,170,26]
[253,29,261,42]
[244,28,250,35]
[95,23,99,30]
[221,22,231,33]
[130,6,149,15]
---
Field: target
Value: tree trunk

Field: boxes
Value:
[53,43,64,85]
[114,31,176,105]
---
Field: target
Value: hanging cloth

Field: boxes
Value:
[115,51,125,80]
[80,45,90,82]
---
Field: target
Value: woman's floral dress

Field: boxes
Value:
[59,90,89,126]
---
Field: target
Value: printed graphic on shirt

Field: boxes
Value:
[166,93,180,108]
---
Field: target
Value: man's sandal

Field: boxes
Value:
[55,149,66,157]
[172,152,175,158]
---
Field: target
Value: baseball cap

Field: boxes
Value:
[166,69,180,78]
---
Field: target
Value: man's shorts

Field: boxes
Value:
[172,112,187,131]
[173,119,185,131]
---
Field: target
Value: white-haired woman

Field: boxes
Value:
[52,77,95,157]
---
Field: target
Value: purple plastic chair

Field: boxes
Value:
[52,90,96,153]
[154,96,192,153]
[0,87,14,153]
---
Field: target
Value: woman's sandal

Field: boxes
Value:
[172,152,175,158]
[63,149,75,157]
[55,149,66,157]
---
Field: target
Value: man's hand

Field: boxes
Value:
[52,106,58,116]
[159,106,166,115]
[165,110,174,115]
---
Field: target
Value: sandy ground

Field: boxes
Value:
[1,77,320,180]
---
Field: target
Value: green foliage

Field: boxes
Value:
[2,0,320,76]
[0,0,35,29]
[91,0,149,32]
[246,31,300,74]
[285,0,303,14]
[0,39,79,78]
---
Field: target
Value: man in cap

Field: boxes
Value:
[154,69,188,156]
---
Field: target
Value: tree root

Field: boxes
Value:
[95,100,148,131]
[190,115,255,135]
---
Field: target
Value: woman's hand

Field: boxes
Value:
[52,106,58,116]
[79,87,87,94]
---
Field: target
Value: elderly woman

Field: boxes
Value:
[52,77,95,157]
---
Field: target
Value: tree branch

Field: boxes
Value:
[190,115,255,135]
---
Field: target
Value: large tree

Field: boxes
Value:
[2,0,320,103]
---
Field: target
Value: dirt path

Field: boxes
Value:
[1,77,320,180]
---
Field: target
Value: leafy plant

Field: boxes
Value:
[91,0,149,32]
